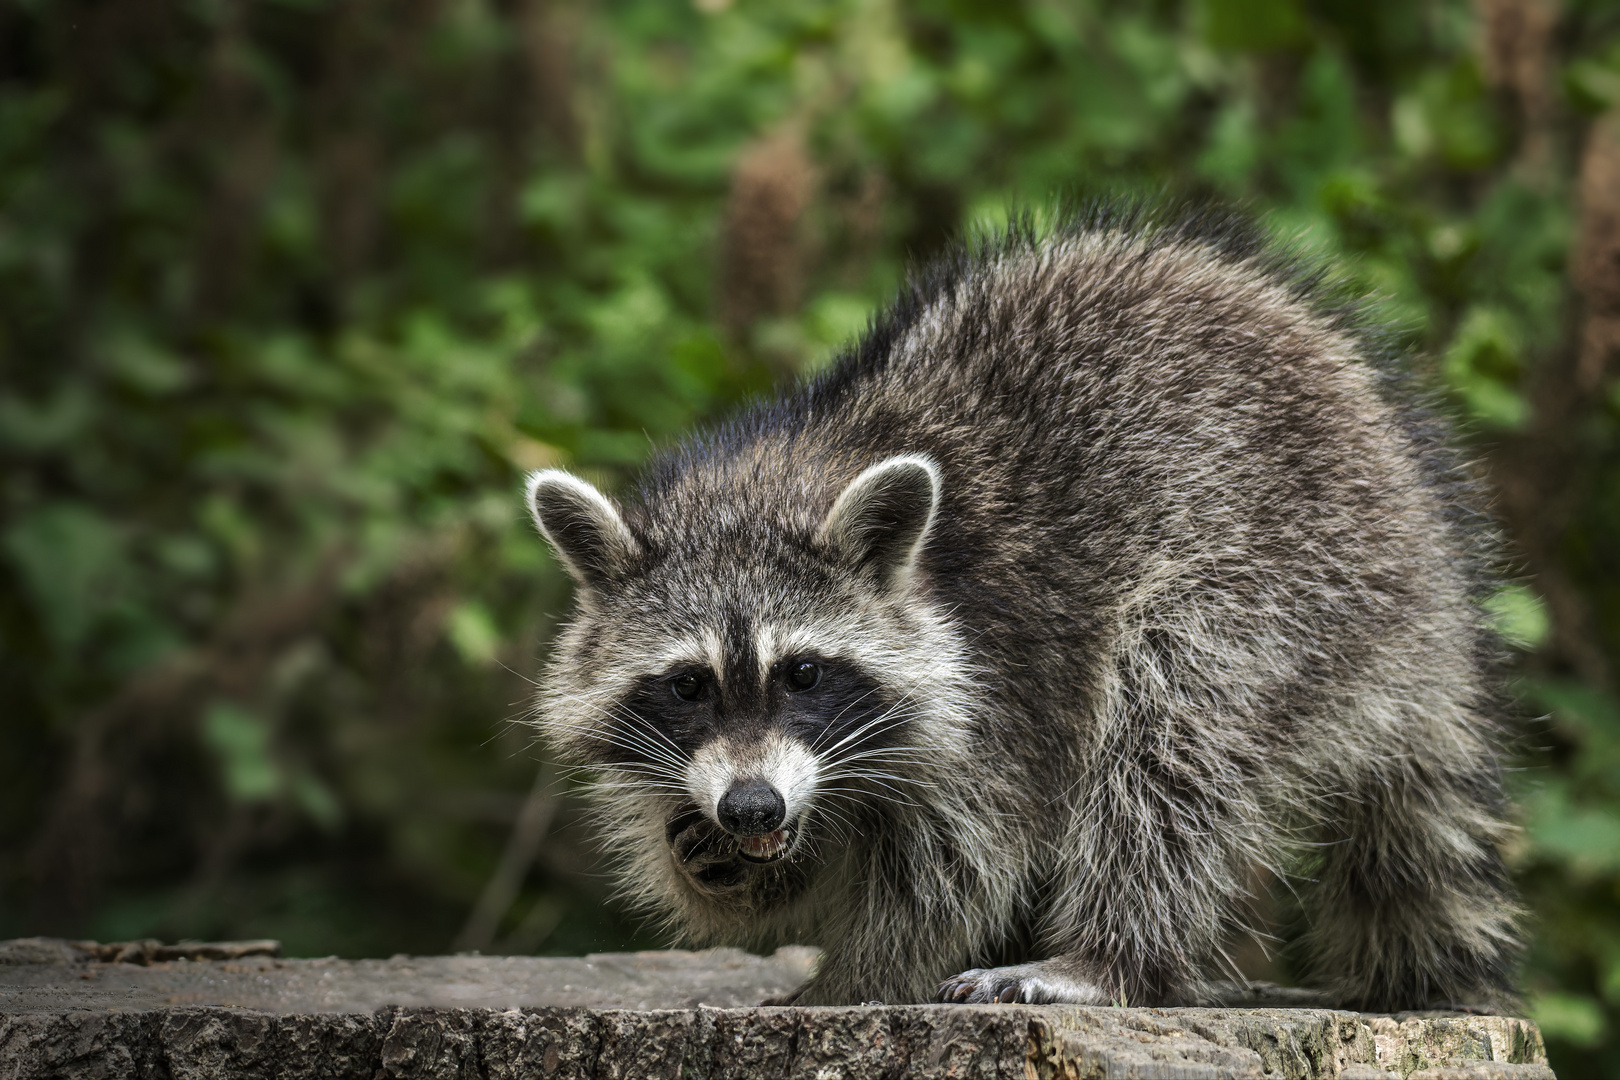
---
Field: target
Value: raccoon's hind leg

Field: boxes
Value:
[1300,735,1521,1012]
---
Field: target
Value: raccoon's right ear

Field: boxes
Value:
[526,470,640,589]
[817,454,941,592]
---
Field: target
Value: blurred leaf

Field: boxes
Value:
[1443,307,1529,429]
[446,600,501,668]
[0,385,95,453]
[290,771,343,831]
[1566,41,1620,113]
[3,503,125,650]
[1532,681,1620,748]
[1199,0,1309,52]
[1486,585,1551,650]
[1526,798,1620,876]
[100,329,193,396]
[1531,992,1608,1048]
[203,703,282,804]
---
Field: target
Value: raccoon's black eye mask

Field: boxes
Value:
[586,656,899,772]
[661,659,822,706]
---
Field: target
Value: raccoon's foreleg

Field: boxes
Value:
[931,810,1253,1006]
[937,750,1267,1007]
[790,819,1027,1005]
[1301,750,1521,1012]
[795,909,985,1005]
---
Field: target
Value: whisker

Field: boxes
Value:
[586,728,690,779]
[819,702,919,758]
[810,687,885,751]
[819,784,926,808]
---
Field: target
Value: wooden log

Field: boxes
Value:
[0,938,1552,1078]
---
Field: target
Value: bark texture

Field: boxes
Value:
[0,940,1552,1079]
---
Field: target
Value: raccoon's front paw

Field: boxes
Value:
[938,963,1109,1005]
[666,804,747,892]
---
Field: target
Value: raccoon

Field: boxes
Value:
[525,205,1522,1011]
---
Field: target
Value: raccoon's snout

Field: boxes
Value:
[685,735,815,864]
[717,778,786,837]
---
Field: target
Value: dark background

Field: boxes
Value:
[2,0,1618,1074]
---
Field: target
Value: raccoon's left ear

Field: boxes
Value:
[817,454,941,591]
[526,470,640,589]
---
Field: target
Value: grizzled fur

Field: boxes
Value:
[526,204,1522,1011]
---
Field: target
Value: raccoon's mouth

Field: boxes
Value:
[665,803,799,876]
[736,825,794,864]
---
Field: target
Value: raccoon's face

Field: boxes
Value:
[527,455,966,896]
[611,638,899,876]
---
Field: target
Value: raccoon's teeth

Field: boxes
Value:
[738,828,790,862]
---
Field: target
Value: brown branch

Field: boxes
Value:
[453,760,561,953]
[717,127,818,372]
[1475,0,1562,172]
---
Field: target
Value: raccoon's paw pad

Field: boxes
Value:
[937,965,1107,1006]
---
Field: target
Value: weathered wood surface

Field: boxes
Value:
[0,938,1552,1079]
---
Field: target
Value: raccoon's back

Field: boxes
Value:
[643,212,1482,708]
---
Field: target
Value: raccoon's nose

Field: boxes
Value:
[716,779,787,837]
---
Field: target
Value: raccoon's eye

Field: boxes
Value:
[785,661,822,692]
[670,673,706,702]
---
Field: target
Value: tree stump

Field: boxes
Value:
[0,938,1552,1078]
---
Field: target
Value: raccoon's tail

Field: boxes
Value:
[1299,743,1522,1012]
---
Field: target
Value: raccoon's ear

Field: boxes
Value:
[817,454,940,591]
[526,470,640,589]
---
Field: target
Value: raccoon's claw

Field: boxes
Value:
[938,968,1055,1004]
[937,964,1108,1006]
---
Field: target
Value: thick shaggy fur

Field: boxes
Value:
[527,205,1522,1010]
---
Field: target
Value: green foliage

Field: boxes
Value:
[2,0,1619,1073]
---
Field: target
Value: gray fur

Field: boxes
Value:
[526,206,1522,1011]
